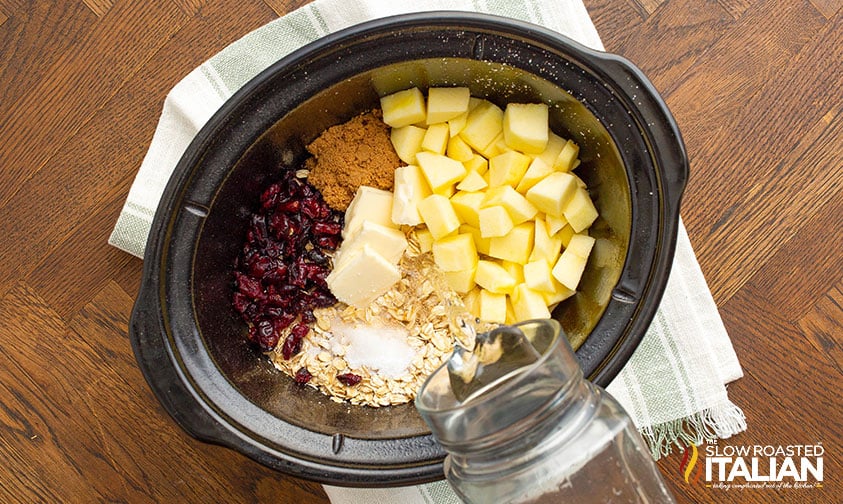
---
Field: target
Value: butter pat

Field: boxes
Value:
[327,244,401,308]
[330,185,409,308]
[344,186,395,238]
[335,221,408,270]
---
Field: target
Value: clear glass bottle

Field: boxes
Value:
[415,319,676,504]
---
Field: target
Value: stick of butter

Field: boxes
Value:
[326,244,401,308]
[328,185,408,308]
[343,186,395,238]
[334,220,408,271]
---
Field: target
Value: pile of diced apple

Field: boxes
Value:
[379,87,598,324]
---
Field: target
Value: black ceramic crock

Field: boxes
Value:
[130,12,688,487]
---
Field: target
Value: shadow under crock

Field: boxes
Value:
[130,12,687,487]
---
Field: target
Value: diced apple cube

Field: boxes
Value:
[515,157,555,194]
[446,135,474,162]
[443,267,477,294]
[479,132,509,159]
[511,284,552,321]
[478,205,515,238]
[551,252,588,291]
[459,224,491,256]
[523,259,556,293]
[435,184,457,198]
[426,87,471,124]
[417,194,461,239]
[535,131,566,167]
[488,150,531,188]
[554,139,580,172]
[390,125,427,164]
[421,123,450,154]
[463,154,489,175]
[481,185,538,225]
[416,151,467,194]
[414,227,434,253]
[475,260,517,294]
[542,279,576,306]
[563,187,599,232]
[456,170,488,192]
[500,261,525,284]
[459,100,504,152]
[565,233,596,258]
[391,164,432,226]
[524,171,578,217]
[571,174,587,189]
[450,191,484,228]
[529,217,564,264]
[448,111,468,138]
[343,186,395,238]
[463,287,482,318]
[552,235,595,290]
[380,87,426,128]
[478,289,507,324]
[488,222,535,264]
[432,233,478,272]
[502,103,549,154]
[505,297,518,324]
[546,213,569,235]
[557,225,576,248]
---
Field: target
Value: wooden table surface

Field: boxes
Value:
[1,0,840,502]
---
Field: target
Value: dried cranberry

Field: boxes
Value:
[268,212,293,238]
[301,198,331,219]
[312,221,342,236]
[294,367,312,384]
[255,319,279,352]
[232,292,251,314]
[248,255,275,278]
[235,273,263,299]
[233,170,344,353]
[315,235,340,250]
[281,322,310,359]
[264,266,288,287]
[278,199,300,213]
[248,214,269,243]
[336,373,362,386]
[305,248,328,265]
[272,311,295,331]
[300,310,316,324]
[309,289,337,308]
[260,183,282,209]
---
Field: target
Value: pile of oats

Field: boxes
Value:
[269,231,478,407]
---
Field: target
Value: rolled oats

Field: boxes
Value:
[269,242,485,408]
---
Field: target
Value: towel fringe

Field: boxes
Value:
[639,400,747,460]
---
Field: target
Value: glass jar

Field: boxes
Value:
[415,319,676,504]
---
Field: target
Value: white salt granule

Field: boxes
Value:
[335,322,416,378]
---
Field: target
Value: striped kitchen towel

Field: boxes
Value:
[109,0,746,502]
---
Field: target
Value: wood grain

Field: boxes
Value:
[0,1,840,502]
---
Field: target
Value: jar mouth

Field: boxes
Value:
[415,319,573,416]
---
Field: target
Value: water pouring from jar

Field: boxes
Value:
[416,318,677,504]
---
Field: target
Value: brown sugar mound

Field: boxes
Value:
[306,109,402,211]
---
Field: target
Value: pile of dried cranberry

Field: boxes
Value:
[232,170,343,356]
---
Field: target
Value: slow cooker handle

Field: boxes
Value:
[588,51,689,214]
[129,280,239,447]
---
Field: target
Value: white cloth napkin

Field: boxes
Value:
[109,0,747,502]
